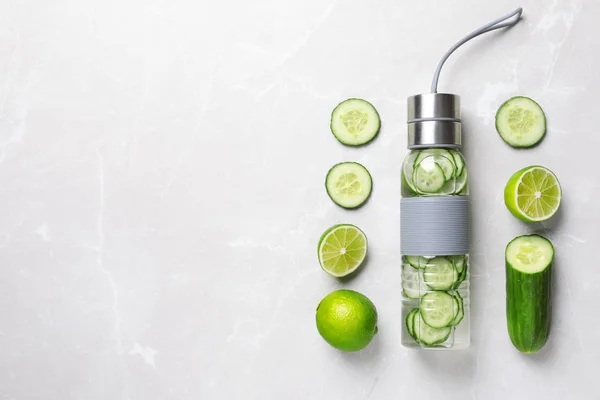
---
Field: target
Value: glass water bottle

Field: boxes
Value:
[401,93,470,349]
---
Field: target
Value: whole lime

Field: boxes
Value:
[315,289,378,352]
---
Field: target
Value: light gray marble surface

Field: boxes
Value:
[0,0,597,399]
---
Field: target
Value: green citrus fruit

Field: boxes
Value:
[315,289,378,352]
[504,165,561,222]
[318,224,368,278]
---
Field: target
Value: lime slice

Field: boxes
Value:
[316,289,378,352]
[504,166,561,222]
[318,224,367,278]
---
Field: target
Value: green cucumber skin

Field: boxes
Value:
[506,260,552,354]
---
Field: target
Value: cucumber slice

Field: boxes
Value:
[454,168,468,194]
[414,311,451,345]
[406,308,418,339]
[325,162,372,209]
[413,159,446,194]
[402,151,421,194]
[419,291,456,328]
[415,149,456,181]
[402,264,428,299]
[448,256,468,287]
[423,257,457,291]
[405,255,427,269]
[495,96,546,148]
[435,166,468,196]
[451,292,465,326]
[450,150,465,177]
[448,255,466,274]
[506,234,553,353]
[330,98,380,146]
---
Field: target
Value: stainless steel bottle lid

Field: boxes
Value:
[407,93,461,149]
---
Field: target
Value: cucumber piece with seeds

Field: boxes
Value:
[325,162,372,209]
[413,159,446,194]
[330,98,380,146]
[495,96,546,148]
[419,291,456,328]
[423,257,457,291]
[415,149,456,181]
[414,311,451,345]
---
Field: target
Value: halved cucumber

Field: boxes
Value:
[419,291,456,328]
[325,162,372,209]
[415,149,456,181]
[423,257,457,290]
[330,98,380,146]
[413,159,446,194]
[506,234,553,353]
[414,311,451,345]
[495,96,546,148]
[402,264,428,299]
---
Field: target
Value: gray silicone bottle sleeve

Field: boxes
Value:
[401,196,470,256]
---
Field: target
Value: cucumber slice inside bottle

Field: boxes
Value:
[423,257,457,290]
[402,264,428,299]
[414,311,451,345]
[495,96,546,148]
[325,162,372,209]
[406,308,418,339]
[330,98,380,146]
[405,255,428,269]
[402,150,421,194]
[415,149,456,181]
[451,292,465,326]
[419,291,456,328]
[450,150,465,177]
[413,159,446,194]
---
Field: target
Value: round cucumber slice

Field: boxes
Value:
[325,162,372,209]
[415,149,456,181]
[402,150,421,194]
[406,308,418,339]
[448,255,466,273]
[414,311,451,345]
[450,150,465,177]
[402,264,427,299]
[423,257,457,290]
[453,168,468,194]
[495,96,546,148]
[413,159,446,194]
[405,255,428,269]
[451,292,465,326]
[330,98,380,146]
[419,291,456,328]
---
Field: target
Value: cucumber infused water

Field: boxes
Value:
[401,145,471,349]
[400,8,523,349]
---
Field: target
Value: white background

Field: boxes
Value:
[0,0,597,399]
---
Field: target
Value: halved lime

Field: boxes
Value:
[504,166,561,222]
[318,224,367,278]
